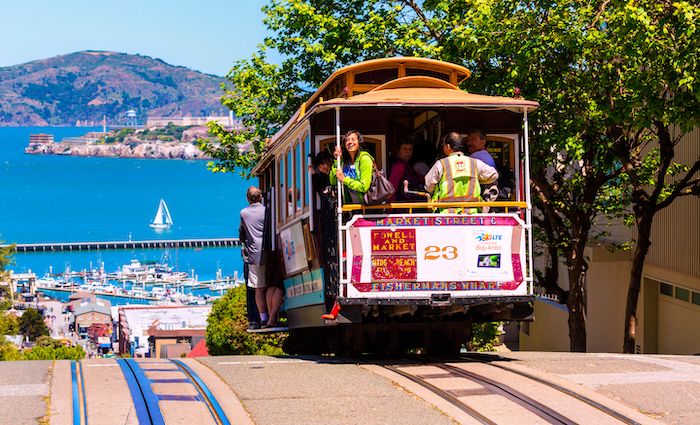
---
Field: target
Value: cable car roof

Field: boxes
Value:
[316,76,539,113]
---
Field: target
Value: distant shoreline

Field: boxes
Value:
[24,141,212,160]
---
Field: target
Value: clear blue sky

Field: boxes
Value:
[1,0,274,76]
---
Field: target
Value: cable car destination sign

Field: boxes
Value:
[345,214,527,297]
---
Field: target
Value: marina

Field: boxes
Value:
[6,237,241,252]
[10,259,243,306]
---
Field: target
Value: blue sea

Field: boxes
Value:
[1,127,252,296]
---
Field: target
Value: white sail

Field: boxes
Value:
[150,199,173,229]
[161,200,173,225]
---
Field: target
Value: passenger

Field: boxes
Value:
[424,132,499,213]
[466,130,496,168]
[412,138,435,180]
[264,258,284,328]
[329,130,374,204]
[242,263,259,330]
[310,151,333,194]
[239,186,267,329]
[466,129,499,206]
[388,141,423,202]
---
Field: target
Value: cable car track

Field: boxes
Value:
[66,358,232,425]
[459,354,642,425]
[383,358,643,425]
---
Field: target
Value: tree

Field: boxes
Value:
[609,0,700,351]
[0,337,22,361]
[19,308,49,342]
[0,312,19,336]
[207,0,699,351]
[0,243,15,302]
[205,285,285,355]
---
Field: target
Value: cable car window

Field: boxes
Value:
[405,68,450,81]
[304,133,311,207]
[277,158,284,225]
[286,150,293,218]
[295,141,302,211]
[354,68,399,85]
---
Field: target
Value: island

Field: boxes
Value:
[25,124,216,160]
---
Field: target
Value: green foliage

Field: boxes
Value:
[0,312,19,335]
[19,308,49,342]
[205,285,285,355]
[468,322,501,352]
[0,299,11,311]
[0,243,15,274]
[140,123,190,141]
[0,337,22,361]
[22,343,85,361]
[0,336,86,361]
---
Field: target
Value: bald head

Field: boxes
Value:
[247,186,262,204]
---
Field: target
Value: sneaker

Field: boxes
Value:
[248,322,260,330]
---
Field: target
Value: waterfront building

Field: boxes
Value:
[147,324,206,358]
[117,305,211,357]
[72,298,112,337]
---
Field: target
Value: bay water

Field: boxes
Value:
[1,127,252,299]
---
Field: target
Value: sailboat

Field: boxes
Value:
[149,198,173,230]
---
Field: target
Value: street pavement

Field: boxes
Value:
[197,356,456,425]
[0,360,51,425]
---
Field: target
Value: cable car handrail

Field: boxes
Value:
[340,200,528,212]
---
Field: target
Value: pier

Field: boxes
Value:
[5,237,240,253]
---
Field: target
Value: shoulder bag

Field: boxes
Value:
[364,162,395,205]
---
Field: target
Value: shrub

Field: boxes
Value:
[206,285,285,355]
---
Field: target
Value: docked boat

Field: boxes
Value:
[149,198,173,230]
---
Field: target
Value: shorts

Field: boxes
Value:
[246,264,267,289]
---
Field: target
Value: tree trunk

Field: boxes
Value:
[622,210,654,353]
[566,260,587,352]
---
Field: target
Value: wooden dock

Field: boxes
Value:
[5,238,240,253]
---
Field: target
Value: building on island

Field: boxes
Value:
[29,133,54,144]
[146,112,239,129]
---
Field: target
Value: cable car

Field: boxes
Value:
[251,57,538,355]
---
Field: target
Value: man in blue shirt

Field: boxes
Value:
[466,130,496,168]
[466,130,499,205]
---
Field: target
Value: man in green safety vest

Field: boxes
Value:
[424,132,499,213]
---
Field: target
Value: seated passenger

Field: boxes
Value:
[329,130,374,204]
[388,141,423,202]
[424,132,498,213]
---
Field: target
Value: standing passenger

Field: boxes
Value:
[329,130,374,204]
[424,132,498,213]
[466,130,496,168]
[466,129,499,205]
[239,186,268,328]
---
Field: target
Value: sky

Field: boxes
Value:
[1,0,275,76]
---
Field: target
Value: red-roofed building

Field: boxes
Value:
[186,338,209,357]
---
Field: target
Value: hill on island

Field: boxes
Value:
[0,51,226,126]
